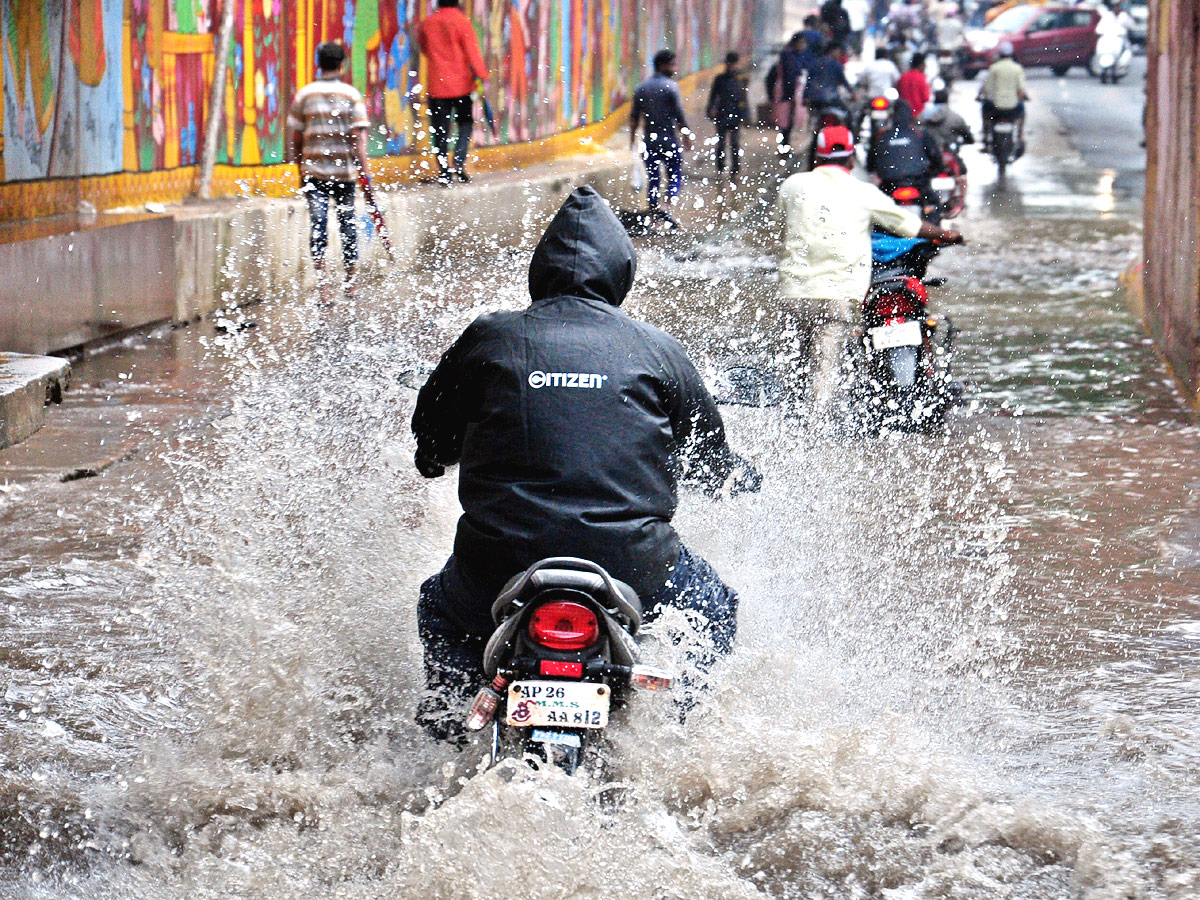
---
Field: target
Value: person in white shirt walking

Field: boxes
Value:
[775,124,962,411]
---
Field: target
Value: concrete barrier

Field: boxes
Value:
[0,353,70,449]
[1,151,635,350]
[0,145,634,447]
[167,151,636,321]
[0,215,176,355]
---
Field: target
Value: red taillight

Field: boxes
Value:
[870,96,889,110]
[892,186,920,202]
[539,659,584,677]
[527,601,599,650]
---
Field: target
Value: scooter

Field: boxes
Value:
[464,557,674,774]
[1091,31,1132,83]
[930,144,967,219]
[849,233,959,434]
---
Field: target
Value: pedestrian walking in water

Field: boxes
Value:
[768,32,816,152]
[415,0,488,184]
[287,41,372,303]
[706,53,750,180]
[631,50,694,214]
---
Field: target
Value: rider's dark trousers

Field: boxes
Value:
[416,545,738,741]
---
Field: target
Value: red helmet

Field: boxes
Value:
[815,125,855,159]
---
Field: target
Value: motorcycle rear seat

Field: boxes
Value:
[492,557,642,627]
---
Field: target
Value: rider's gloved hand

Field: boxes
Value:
[415,450,445,479]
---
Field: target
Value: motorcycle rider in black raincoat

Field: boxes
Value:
[411,186,761,740]
[866,97,945,216]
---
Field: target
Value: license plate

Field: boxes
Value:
[871,111,887,120]
[993,122,1015,134]
[869,319,922,350]
[507,680,610,729]
[930,176,955,191]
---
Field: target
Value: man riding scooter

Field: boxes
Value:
[978,42,1028,152]
[777,125,963,415]
[411,187,761,742]
[867,98,945,219]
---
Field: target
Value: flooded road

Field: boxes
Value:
[3,90,1199,899]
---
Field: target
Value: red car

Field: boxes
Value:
[963,5,1100,77]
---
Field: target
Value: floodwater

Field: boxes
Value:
[3,130,1199,900]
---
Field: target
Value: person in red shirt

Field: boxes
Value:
[415,0,488,184]
[895,52,931,117]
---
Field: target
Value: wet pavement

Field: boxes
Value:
[3,72,1199,900]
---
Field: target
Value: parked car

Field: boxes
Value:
[963,5,1100,77]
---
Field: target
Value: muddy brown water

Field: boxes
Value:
[2,139,1198,899]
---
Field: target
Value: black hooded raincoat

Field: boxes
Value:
[412,186,745,633]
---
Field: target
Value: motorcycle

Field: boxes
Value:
[930,145,967,220]
[935,47,962,84]
[986,106,1022,177]
[849,233,958,434]
[865,94,893,139]
[464,557,674,774]
[882,181,943,226]
[1090,31,1132,84]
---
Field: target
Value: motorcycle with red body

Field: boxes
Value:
[849,233,960,433]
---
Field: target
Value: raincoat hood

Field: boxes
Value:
[528,186,637,306]
[892,98,915,128]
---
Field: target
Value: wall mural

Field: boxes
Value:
[0,0,753,187]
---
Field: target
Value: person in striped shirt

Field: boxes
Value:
[287,42,372,301]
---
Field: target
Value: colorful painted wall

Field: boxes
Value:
[0,0,755,219]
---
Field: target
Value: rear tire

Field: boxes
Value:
[491,724,586,775]
[1051,65,1070,77]
[994,132,1013,176]
[883,346,918,388]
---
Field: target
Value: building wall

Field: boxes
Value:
[0,0,756,221]
[1143,0,1200,401]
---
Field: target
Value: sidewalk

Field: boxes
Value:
[0,354,70,450]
